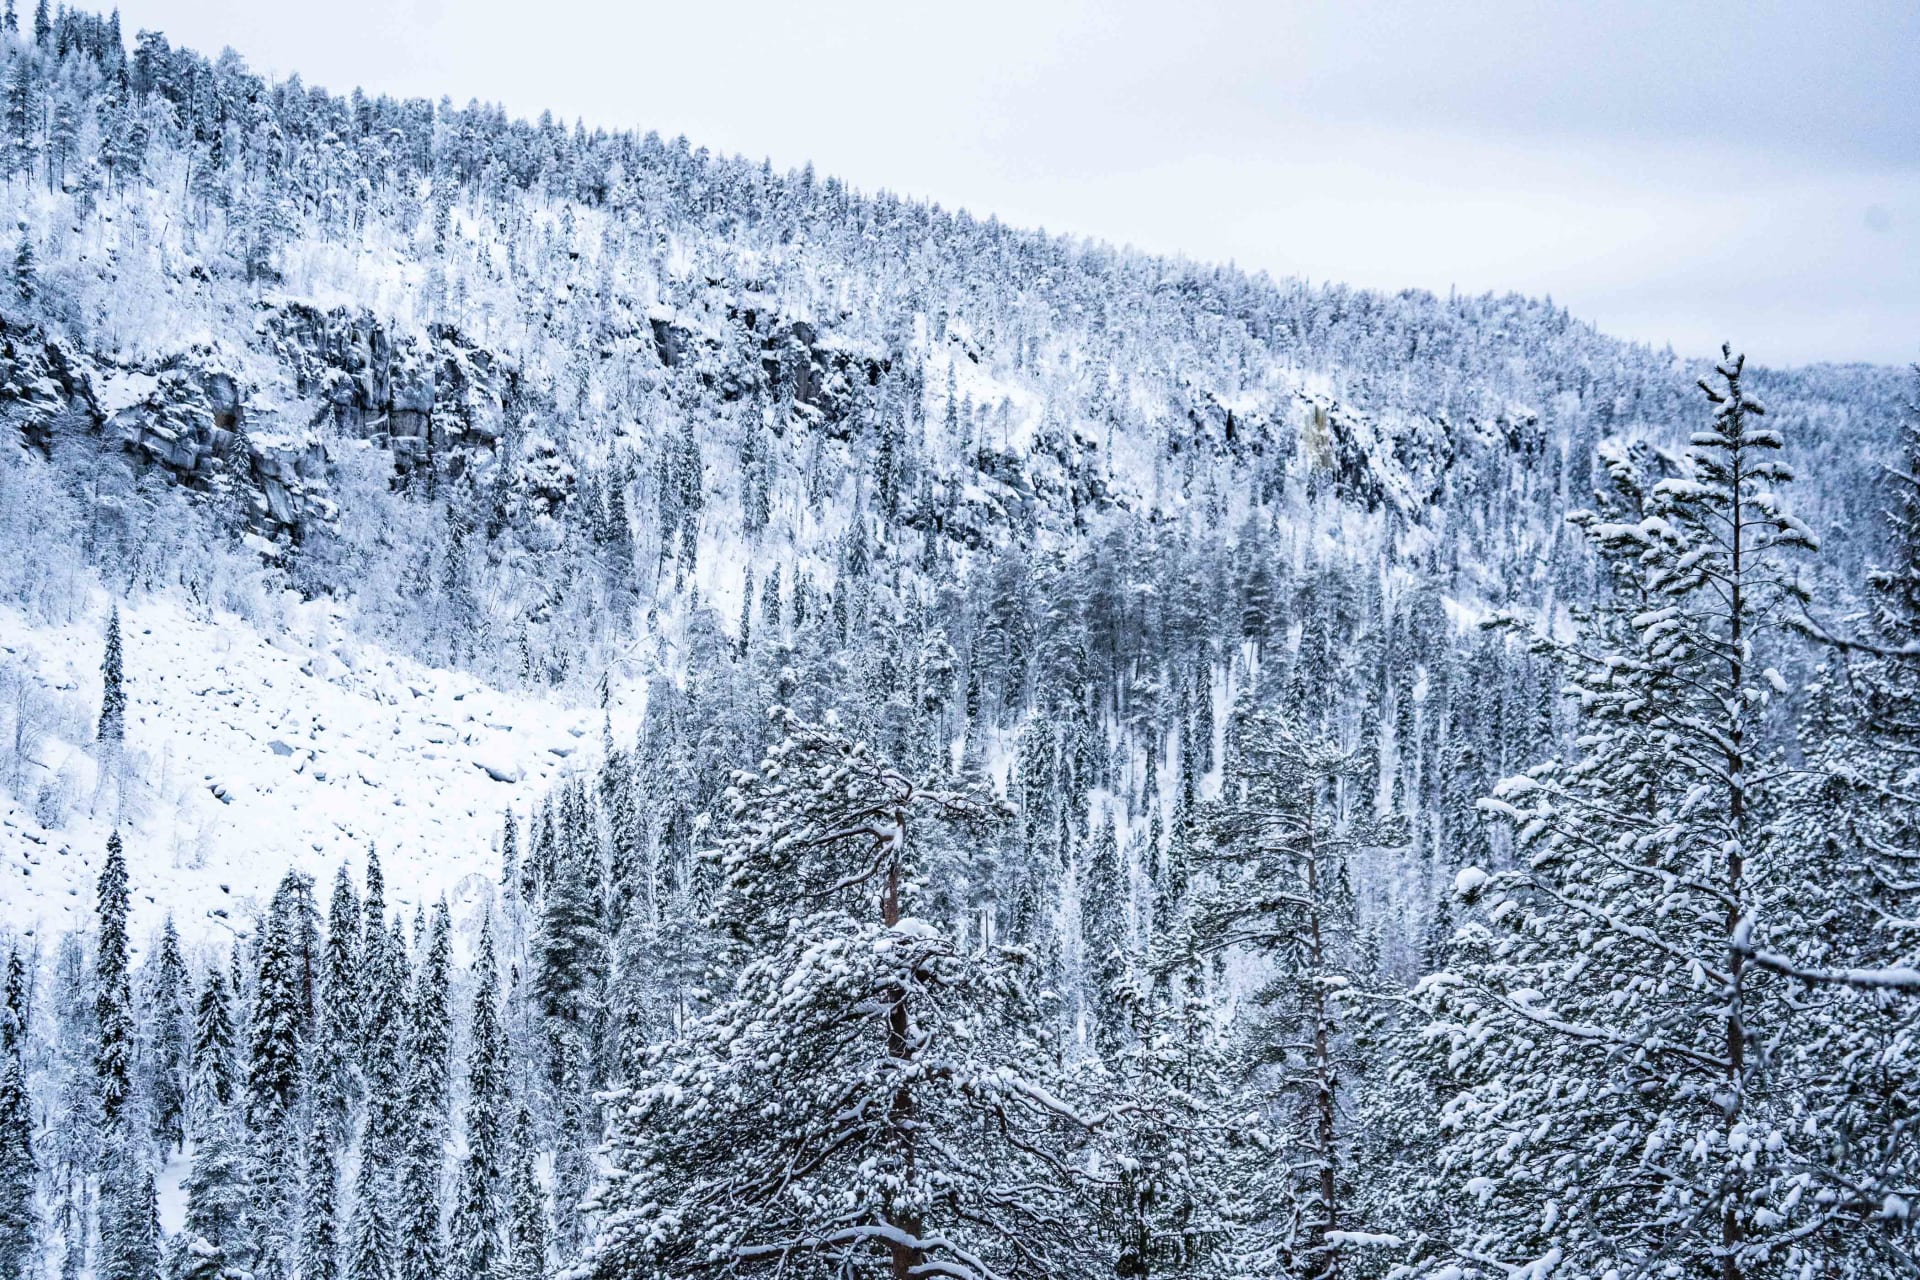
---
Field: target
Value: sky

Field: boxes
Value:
[115,0,1920,367]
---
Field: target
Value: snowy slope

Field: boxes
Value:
[0,593,602,956]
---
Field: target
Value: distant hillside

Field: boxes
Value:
[0,9,1903,943]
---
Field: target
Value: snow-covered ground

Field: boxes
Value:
[0,593,602,958]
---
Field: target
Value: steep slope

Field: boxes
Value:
[0,11,1904,951]
[0,593,597,952]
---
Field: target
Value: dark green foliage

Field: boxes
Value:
[96,831,133,1129]
[99,604,125,743]
[450,917,508,1280]
[148,918,190,1151]
[0,952,34,1280]
[299,1119,340,1280]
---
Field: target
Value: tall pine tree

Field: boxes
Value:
[450,917,508,1280]
[99,604,126,745]
[1195,691,1400,1276]
[586,709,1099,1279]
[398,903,452,1280]
[1411,350,1825,1277]
[148,916,190,1151]
[0,950,35,1280]
[177,966,250,1280]
[344,1127,394,1280]
[96,831,133,1129]
[312,863,361,1145]
[299,1119,340,1280]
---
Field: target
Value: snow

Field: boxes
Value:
[1453,866,1490,898]
[0,594,599,952]
[156,1147,190,1235]
[93,368,160,415]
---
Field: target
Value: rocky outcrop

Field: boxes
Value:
[1,300,525,543]
[98,362,334,535]
[0,315,100,448]
[646,293,889,432]
[257,300,513,474]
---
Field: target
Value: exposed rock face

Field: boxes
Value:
[99,362,339,535]
[257,300,514,474]
[250,439,334,529]
[109,369,222,473]
[647,295,890,430]
[0,318,100,446]
[1,302,523,542]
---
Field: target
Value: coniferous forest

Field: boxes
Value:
[0,7,1914,1280]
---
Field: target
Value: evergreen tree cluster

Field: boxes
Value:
[0,2,1896,714]
[0,8,1912,1280]
[8,359,1916,1279]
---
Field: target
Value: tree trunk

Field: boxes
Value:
[1721,402,1748,1280]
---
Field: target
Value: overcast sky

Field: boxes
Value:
[115,0,1918,367]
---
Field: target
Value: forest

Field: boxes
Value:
[0,4,1915,1279]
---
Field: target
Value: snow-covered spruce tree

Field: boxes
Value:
[1097,922,1251,1280]
[96,830,134,1128]
[450,915,509,1280]
[1081,807,1132,1059]
[1734,365,1920,1263]
[585,707,1099,1279]
[398,902,453,1280]
[100,1158,160,1280]
[312,864,361,1147]
[536,779,608,1255]
[250,875,311,1122]
[47,938,97,1280]
[344,1126,395,1280]
[9,232,34,307]
[0,950,35,1280]
[299,1118,340,1280]
[95,831,147,1280]
[0,953,23,1058]
[602,729,643,932]
[503,1103,548,1280]
[500,811,521,898]
[1417,349,1821,1278]
[1190,690,1399,1279]
[360,846,388,1011]
[359,854,408,1161]
[148,916,191,1152]
[250,873,314,1280]
[190,964,239,1121]
[175,966,251,1280]
[99,603,125,744]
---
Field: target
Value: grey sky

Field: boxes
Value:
[118,0,1919,366]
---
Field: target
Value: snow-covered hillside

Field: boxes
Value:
[0,594,599,953]
[0,13,1913,1280]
